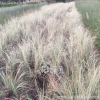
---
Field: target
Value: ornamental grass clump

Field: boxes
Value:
[0,2,100,100]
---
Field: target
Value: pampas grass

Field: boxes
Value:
[0,2,100,100]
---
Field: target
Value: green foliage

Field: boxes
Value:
[76,0,100,51]
[0,3,19,7]
[0,2,47,24]
[0,2,38,7]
